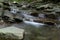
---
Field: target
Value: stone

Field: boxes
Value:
[13,18,23,23]
[44,22,55,25]
[45,14,57,19]
[30,12,39,17]
[2,2,10,6]
[44,9,54,12]
[0,26,25,40]
[39,14,45,18]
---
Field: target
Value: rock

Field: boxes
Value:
[12,1,18,4]
[2,16,10,23]
[37,4,48,9]
[12,1,22,7]
[36,4,53,10]
[30,12,39,17]
[2,2,10,6]
[22,5,27,8]
[44,22,55,25]
[13,18,23,23]
[39,14,45,18]
[45,14,57,19]
[55,8,60,15]
[2,16,10,20]
[58,17,60,21]
[44,9,54,12]
[0,26,25,40]
[0,3,2,8]
[6,20,15,24]
[4,10,13,20]
[36,7,45,10]
[34,20,43,23]
[3,7,11,11]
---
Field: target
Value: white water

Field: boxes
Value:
[23,21,45,27]
[10,6,19,14]
[22,14,45,27]
[9,6,45,27]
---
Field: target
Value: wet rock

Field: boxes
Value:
[44,22,55,25]
[0,5,2,8]
[13,18,23,23]
[57,17,60,21]
[36,4,53,10]
[45,14,57,19]
[22,5,27,8]
[34,20,43,23]
[17,5,22,7]
[2,2,10,6]
[46,6,53,9]
[3,7,11,11]
[12,2,22,7]
[1,16,13,24]
[27,5,32,8]
[44,9,54,12]
[7,20,15,24]
[0,3,3,8]
[30,12,39,17]
[55,8,60,15]
[31,6,37,9]
[39,14,45,18]
[1,16,15,24]
[2,16,10,21]
[36,7,45,10]
[21,4,32,9]
[12,1,18,4]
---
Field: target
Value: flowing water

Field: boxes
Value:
[0,5,59,40]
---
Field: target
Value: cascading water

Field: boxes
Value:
[22,14,45,27]
[7,5,45,27]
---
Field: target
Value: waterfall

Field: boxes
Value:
[22,14,45,27]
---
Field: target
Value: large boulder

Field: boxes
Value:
[0,26,25,40]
